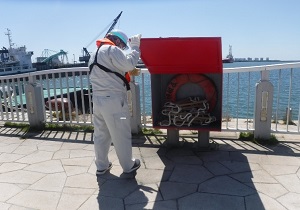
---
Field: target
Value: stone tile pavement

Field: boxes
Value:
[0,127,300,210]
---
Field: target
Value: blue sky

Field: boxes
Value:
[1,0,299,62]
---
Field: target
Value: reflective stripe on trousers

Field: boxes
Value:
[92,93,135,171]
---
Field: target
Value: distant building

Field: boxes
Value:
[231,56,274,62]
[233,58,246,62]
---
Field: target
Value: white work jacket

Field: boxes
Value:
[89,45,140,95]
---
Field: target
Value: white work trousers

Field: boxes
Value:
[92,92,135,172]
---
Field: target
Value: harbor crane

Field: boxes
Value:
[79,11,123,63]
[36,49,68,67]
[41,49,68,65]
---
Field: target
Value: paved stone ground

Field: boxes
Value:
[0,127,299,210]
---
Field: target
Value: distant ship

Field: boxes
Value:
[0,29,87,76]
[222,45,234,63]
[0,29,35,75]
[222,57,234,63]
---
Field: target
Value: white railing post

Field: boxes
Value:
[254,70,274,139]
[25,75,45,129]
[129,81,142,134]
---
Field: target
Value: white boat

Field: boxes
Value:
[0,29,36,76]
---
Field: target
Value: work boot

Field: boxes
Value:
[124,159,141,173]
[96,162,112,175]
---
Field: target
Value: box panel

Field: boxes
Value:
[140,37,222,74]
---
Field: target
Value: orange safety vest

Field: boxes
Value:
[96,38,115,47]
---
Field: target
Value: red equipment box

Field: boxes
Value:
[140,37,223,131]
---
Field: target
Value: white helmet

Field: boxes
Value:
[108,29,128,47]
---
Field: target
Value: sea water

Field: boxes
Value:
[135,61,300,120]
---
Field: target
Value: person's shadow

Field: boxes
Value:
[95,171,155,210]
[146,135,274,210]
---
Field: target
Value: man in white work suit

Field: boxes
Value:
[89,29,141,175]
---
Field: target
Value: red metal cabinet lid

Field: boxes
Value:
[140,37,222,74]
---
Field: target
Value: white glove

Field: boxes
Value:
[129,34,142,48]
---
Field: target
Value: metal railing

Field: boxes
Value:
[137,62,300,134]
[1,62,300,134]
[0,68,92,125]
[0,73,29,122]
[221,62,300,133]
[32,68,93,125]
